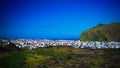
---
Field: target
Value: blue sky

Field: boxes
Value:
[0,0,120,39]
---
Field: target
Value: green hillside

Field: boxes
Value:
[79,23,120,42]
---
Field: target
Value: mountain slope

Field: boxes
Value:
[79,23,120,42]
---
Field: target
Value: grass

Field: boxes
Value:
[0,46,120,68]
[25,55,51,68]
[0,52,26,68]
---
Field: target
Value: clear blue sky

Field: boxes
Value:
[0,0,120,39]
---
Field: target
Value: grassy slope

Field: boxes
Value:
[0,46,120,68]
[80,23,120,42]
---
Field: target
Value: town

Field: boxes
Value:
[1,39,120,49]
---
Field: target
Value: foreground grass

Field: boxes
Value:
[0,46,120,68]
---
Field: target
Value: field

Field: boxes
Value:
[0,46,120,68]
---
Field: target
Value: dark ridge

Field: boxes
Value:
[0,42,21,52]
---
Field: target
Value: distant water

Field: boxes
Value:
[0,37,77,40]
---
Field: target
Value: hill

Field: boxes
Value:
[79,22,120,42]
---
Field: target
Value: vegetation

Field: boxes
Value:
[79,22,120,42]
[0,46,120,68]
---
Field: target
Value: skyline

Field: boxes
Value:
[0,0,120,39]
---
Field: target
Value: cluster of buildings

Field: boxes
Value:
[1,39,120,49]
